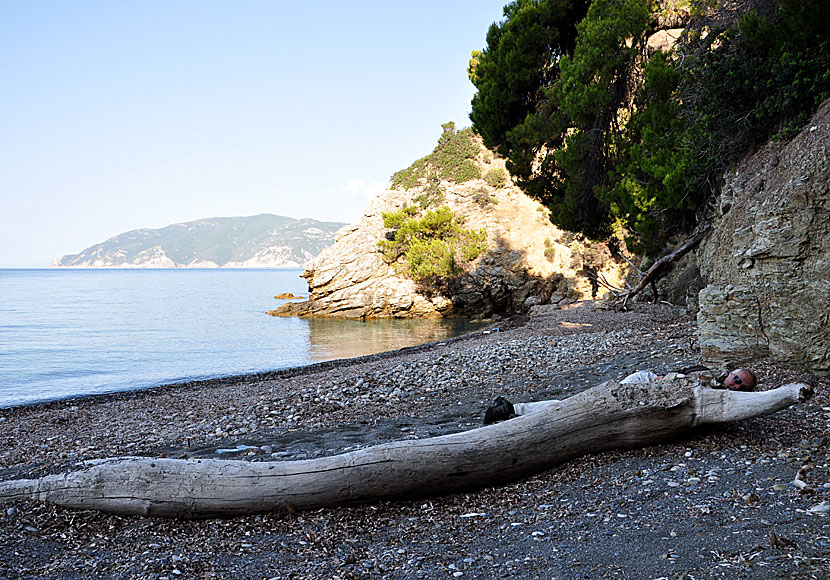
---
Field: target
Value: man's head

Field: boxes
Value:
[723,368,757,391]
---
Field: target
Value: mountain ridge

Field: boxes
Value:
[49,214,346,269]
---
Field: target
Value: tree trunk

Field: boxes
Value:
[0,379,811,518]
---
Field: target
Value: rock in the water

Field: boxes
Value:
[697,99,830,376]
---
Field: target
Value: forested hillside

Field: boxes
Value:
[468,0,830,254]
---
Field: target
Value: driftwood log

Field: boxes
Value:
[0,379,812,518]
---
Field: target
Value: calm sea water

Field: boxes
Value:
[0,269,484,408]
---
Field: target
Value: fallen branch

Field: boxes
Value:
[617,224,711,308]
[0,379,811,518]
[596,272,627,296]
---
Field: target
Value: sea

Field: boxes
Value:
[0,269,486,408]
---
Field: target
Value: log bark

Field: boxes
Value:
[0,379,811,518]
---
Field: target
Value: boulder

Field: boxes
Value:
[697,100,830,375]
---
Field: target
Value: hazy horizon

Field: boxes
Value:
[1,1,508,267]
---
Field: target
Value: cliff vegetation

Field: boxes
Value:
[469,0,830,254]
[270,124,631,320]
[378,206,487,286]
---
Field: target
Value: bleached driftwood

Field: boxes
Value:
[0,379,811,518]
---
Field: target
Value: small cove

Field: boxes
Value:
[0,269,486,408]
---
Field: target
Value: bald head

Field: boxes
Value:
[723,368,757,391]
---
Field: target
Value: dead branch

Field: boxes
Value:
[616,224,711,308]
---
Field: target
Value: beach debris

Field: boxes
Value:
[0,380,812,519]
[768,531,797,549]
[793,464,812,490]
[808,501,830,514]
[216,445,260,454]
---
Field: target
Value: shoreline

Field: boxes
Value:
[1,302,828,579]
[0,316,500,413]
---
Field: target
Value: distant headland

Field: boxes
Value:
[49,214,346,269]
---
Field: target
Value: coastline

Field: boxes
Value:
[0,315,499,413]
[1,302,828,579]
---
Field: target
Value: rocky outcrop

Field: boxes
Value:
[696,100,830,376]
[272,158,629,319]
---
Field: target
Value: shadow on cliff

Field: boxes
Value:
[270,232,624,320]
[439,233,607,318]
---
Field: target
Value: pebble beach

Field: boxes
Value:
[1,302,828,579]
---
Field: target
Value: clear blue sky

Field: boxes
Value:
[0,0,508,267]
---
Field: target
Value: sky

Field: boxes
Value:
[0,0,509,267]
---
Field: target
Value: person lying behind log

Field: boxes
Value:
[0,367,807,518]
[483,366,758,425]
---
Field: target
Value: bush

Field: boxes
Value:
[453,159,482,183]
[473,186,498,207]
[543,238,556,262]
[484,167,507,188]
[418,173,447,209]
[406,239,458,280]
[378,206,487,284]
[390,124,482,190]
[381,206,419,229]
[391,158,426,190]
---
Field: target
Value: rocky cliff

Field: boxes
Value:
[272,149,628,319]
[49,214,344,269]
[694,100,830,376]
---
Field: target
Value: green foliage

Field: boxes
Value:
[415,189,445,210]
[604,0,829,253]
[603,50,691,254]
[382,206,419,229]
[432,125,481,180]
[469,0,590,155]
[470,0,653,242]
[543,238,556,262]
[391,158,426,190]
[453,159,482,183]
[463,232,488,260]
[557,0,653,127]
[406,239,458,281]
[670,0,830,214]
[551,0,654,240]
[469,0,830,255]
[378,206,487,284]
[683,0,717,18]
[391,125,482,191]
[484,167,507,188]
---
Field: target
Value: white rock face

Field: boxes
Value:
[130,247,177,268]
[186,259,221,268]
[225,246,314,269]
[272,160,629,319]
